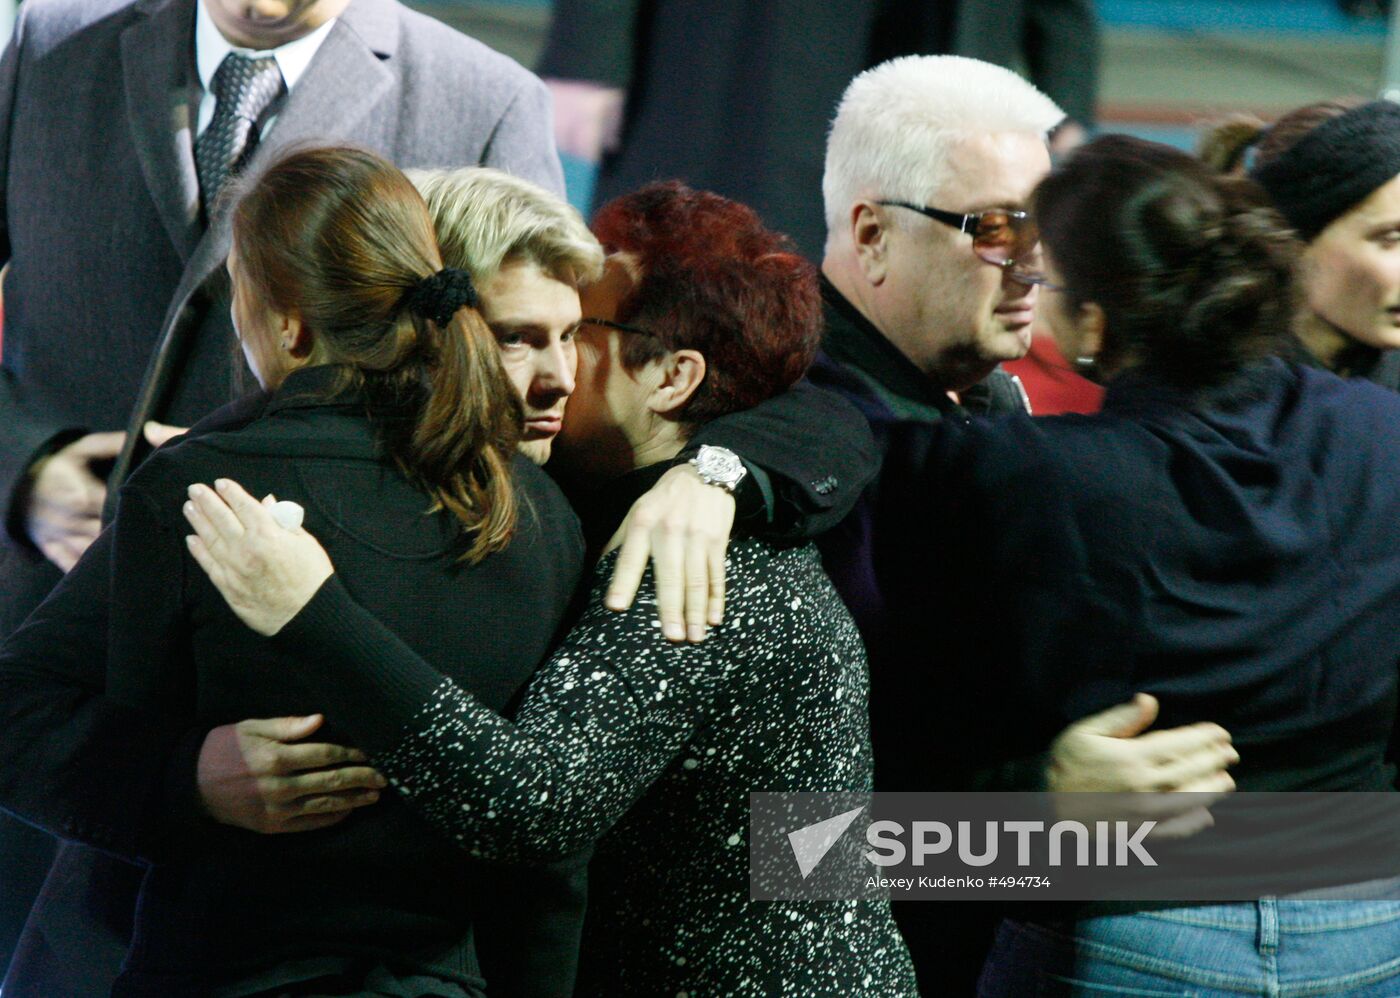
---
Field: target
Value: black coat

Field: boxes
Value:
[0,366,587,997]
[224,463,919,995]
[0,0,565,968]
[801,281,1056,995]
[810,279,1030,794]
[951,0,1099,127]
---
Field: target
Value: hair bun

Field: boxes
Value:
[1035,134,1298,393]
[402,268,479,327]
[1198,115,1267,174]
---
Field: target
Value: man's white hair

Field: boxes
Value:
[408,167,604,287]
[822,56,1064,238]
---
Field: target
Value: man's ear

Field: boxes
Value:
[648,349,706,417]
[851,201,889,285]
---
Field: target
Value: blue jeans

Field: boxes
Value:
[977,897,1400,997]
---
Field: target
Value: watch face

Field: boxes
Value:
[696,446,745,488]
[701,449,741,478]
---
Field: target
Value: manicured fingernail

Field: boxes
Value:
[663,622,685,640]
[187,484,201,498]
[373,774,388,788]
[687,624,705,642]
[604,594,625,611]
[215,479,230,492]
[183,501,194,518]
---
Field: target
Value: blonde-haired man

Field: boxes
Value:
[411,167,604,463]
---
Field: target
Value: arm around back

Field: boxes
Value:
[689,380,880,539]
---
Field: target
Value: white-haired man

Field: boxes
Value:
[820,55,1056,411]
[810,56,1240,990]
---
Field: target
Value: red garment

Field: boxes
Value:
[1003,332,1104,415]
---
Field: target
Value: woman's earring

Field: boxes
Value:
[1075,354,1096,368]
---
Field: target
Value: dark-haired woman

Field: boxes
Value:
[873,135,1400,996]
[1203,99,1400,389]
[0,147,585,998]
[182,182,918,996]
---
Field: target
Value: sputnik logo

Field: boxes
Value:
[787,806,866,879]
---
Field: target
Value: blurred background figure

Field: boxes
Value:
[950,0,1101,153]
[1001,333,1106,414]
[537,0,956,260]
[1341,0,1391,22]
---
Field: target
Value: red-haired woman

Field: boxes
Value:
[0,147,585,997]
[183,183,920,996]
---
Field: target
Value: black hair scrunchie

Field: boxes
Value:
[402,267,480,327]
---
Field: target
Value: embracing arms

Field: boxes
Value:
[183,480,767,859]
[184,479,1238,845]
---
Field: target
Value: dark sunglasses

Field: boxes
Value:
[580,316,656,338]
[877,200,1049,283]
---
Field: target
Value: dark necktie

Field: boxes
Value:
[195,52,286,216]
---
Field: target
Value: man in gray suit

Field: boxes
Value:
[0,0,561,982]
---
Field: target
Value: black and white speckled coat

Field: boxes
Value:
[287,538,917,995]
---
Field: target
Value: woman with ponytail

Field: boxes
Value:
[863,135,1400,995]
[1202,99,1400,388]
[0,146,586,997]
[225,147,525,565]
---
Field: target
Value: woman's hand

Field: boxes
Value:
[604,463,735,643]
[182,478,333,636]
[1047,694,1239,840]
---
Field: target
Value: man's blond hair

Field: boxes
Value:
[409,167,604,286]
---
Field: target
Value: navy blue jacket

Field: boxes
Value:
[883,359,1400,792]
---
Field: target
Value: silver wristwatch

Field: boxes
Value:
[688,445,748,493]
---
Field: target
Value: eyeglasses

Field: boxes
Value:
[877,200,1048,283]
[580,317,656,338]
[1012,272,1064,292]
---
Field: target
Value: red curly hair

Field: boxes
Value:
[590,182,822,426]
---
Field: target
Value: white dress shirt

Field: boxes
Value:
[194,0,337,138]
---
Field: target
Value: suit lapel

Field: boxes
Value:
[241,0,399,180]
[121,0,202,262]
